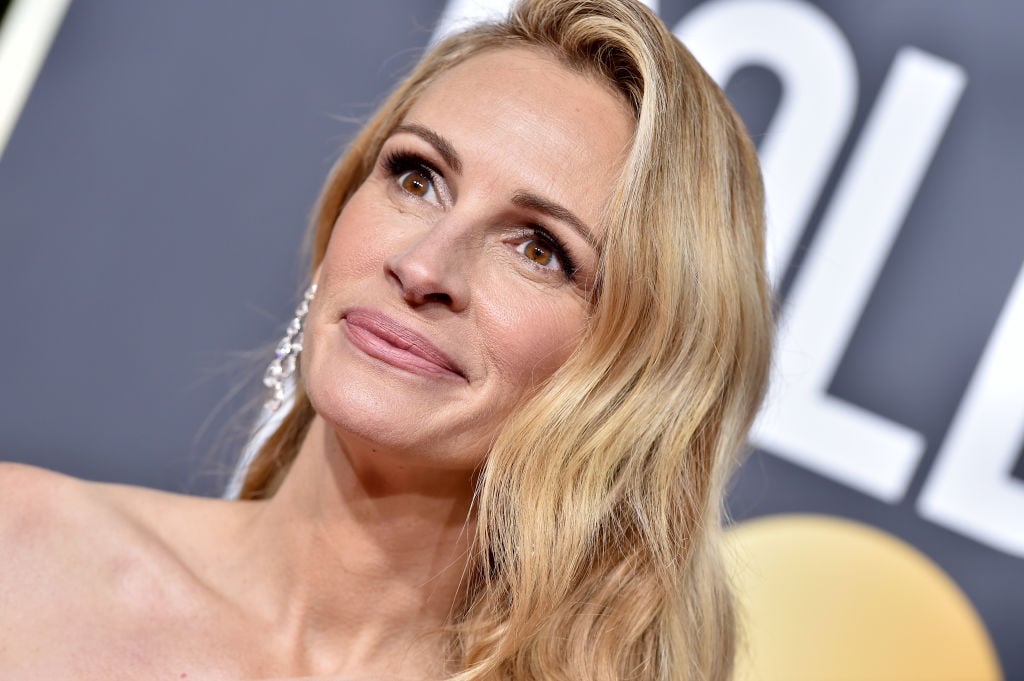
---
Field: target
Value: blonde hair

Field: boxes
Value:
[240,1,772,679]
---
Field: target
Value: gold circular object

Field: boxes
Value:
[725,514,1002,681]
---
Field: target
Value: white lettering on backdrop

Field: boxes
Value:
[747,44,965,503]
[919,264,1024,556]
[675,0,857,288]
[678,1,967,504]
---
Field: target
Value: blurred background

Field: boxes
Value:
[1,1,1020,678]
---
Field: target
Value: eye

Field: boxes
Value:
[383,150,443,205]
[518,238,556,267]
[398,168,436,202]
[513,229,577,280]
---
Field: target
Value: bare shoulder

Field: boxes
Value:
[0,462,177,596]
[0,461,219,541]
[0,460,259,583]
[0,462,94,538]
[2,458,242,525]
[0,463,121,668]
[0,460,74,499]
[0,463,249,675]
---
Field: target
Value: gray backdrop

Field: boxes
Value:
[1,0,1021,677]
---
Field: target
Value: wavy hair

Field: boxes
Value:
[240,1,772,679]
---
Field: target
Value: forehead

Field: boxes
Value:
[401,47,635,234]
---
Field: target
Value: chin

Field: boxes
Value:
[303,370,492,472]
[300,319,505,471]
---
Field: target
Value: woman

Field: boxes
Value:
[0,0,771,679]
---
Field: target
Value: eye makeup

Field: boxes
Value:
[381,149,446,203]
[513,225,579,281]
[377,145,585,283]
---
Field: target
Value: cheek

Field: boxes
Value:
[479,286,587,391]
[320,195,393,283]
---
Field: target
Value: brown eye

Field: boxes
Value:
[399,170,432,198]
[513,232,575,280]
[523,239,553,266]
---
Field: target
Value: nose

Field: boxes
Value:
[384,222,471,312]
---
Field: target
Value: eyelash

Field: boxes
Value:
[382,150,441,197]
[379,148,579,281]
[518,226,578,280]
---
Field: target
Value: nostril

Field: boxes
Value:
[424,292,453,306]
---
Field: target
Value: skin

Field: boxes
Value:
[0,47,633,680]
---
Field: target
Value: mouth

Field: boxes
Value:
[341,308,467,382]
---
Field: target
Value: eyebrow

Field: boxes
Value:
[512,192,598,250]
[392,123,463,175]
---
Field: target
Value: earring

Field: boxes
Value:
[263,283,317,412]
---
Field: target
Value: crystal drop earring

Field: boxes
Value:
[263,283,317,412]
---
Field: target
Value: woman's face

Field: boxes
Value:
[303,47,634,470]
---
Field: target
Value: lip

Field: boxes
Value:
[341,308,467,381]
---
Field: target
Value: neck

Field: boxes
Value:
[228,416,477,678]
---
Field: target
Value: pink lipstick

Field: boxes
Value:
[342,308,466,381]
